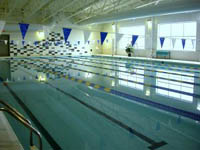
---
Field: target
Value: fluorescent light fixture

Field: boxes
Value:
[136,1,155,9]
[147,19,152,29]
[136,0,161,9]
[36,31,45,40]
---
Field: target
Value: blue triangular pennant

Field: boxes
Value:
[34,41,39,45]
[19,23,29,40]
[100,32,108,45]
[97,40,100,44]
[22,40,25,45]
[63,28,72,43]
[78,41,80,45]
[88,41,90,44]
[182,39,186,49]
[160,37,165,48]
[131,35,139,46]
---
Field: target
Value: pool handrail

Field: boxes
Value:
[0,99,42,150]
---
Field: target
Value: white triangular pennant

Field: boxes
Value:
[171,38,176,48]
[116,33,123,42]
[191,39,195,49]
[0,20,6,35]
[83,31,91,44]
[43,25,50,38]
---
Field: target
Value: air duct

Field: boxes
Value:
[79,0,200,25]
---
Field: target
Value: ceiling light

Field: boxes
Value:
[36,31,45,40]
[147,19,152,29]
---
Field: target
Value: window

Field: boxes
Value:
[118,67,144,90]
[119,25,145,50]
[157,22,196,51]
[156,70,194,102]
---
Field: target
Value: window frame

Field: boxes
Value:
[118,25,146,50]
[157,21,197,51]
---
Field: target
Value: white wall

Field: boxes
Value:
[3,23,103,56]
[100,11,200,61]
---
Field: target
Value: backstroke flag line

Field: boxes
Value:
[116,33,123,43]
[19,23,29,45]
[132,35,139,47]
[83,31,91,44]
[160,37,165,48]
[191,39,195,49]
[100,32,108,45]
[172,38,176,48]
[63,28,72,43]
[182,39,186,49]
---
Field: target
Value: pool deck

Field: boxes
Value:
[93,54,200,66]
[0,112,23,150]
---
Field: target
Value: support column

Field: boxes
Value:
[114,22,118,56]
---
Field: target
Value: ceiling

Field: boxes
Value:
[0,0,200,25]
[0,0,165,25]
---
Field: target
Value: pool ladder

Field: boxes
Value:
[0,99,42,150]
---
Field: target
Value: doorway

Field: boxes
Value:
[0,34,10,57]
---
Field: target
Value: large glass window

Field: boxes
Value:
[119,25,145,50]
[157,22,197,51]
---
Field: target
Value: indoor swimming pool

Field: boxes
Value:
[0,56,200,150]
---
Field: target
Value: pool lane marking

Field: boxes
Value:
[49,59,199,87]
[92,55,200,69]
[17,61,200,122]
[56,57,200,79]
[46,83,167,150]
[25,59,200,98]
[8,63,168,150]
[89,56,200,71]
[1,81,62,150]
[79,58,200,74]
[64,56,200,72]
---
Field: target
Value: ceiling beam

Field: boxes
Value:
[65,0,101,19]
[42,0,79,23]
[24,0,53,19]
[74,0,132,24]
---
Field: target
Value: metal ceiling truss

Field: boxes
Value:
[73,0,139,24]
[0,0,191,25]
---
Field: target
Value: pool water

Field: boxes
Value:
[0,56,200,150]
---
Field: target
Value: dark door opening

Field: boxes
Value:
[0,34,10,57]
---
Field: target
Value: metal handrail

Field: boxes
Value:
[0,99,34,146]
[0,101,42,150]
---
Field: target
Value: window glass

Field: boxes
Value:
[119,25,145,50]
[157,22,196,51]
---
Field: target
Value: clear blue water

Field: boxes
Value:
[0,56,200,150]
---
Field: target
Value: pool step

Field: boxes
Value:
[0,112,24,150]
